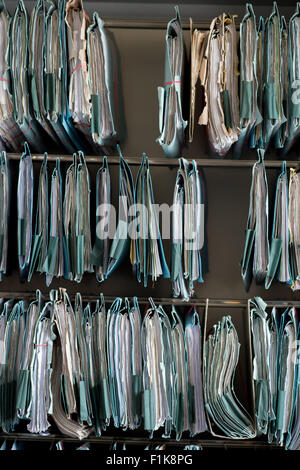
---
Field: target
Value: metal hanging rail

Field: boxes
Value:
[103,18,242,31]
[6,153,300,168]
[0,291,299,308]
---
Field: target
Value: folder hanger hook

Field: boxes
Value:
[116,143,123,160]
[148,297,157,311]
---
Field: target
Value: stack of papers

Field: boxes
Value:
[265,161,291,288]
[197,13,240,157]
[29,0,60,148]
[63,152,93,282]
[185,307,207,436]
[172,158,204,301]
[28,153,48,282]
[16,144,138,285]
[87,13,117,146]
[134,154,170,287]
[204,314,256,439]
[288,168,300,290]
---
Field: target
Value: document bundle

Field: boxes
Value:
[157,6,187,158]
[203,312,256,439]
[0,0,120,155]
[3,292,300,446]
[250,297,300,449]
[133,154,170,287]
[241,152,300,291]
[171,158,204,301]
[0,290,208,440]
[0,0,24,152]
[192,13,240,157]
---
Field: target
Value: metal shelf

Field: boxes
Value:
[103,18,226,30]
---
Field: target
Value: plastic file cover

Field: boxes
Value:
[9,0,45,152]
[63,152,92,282]
[28,153,48,282]
[65,0,102,154]
[87,12,117,146]
[106,297,142,431]
[29,0,60,148]
[241,150,269,292]
[43,158,66,286]
[75,152,92,280]
[265,161,292,289]
[267,306,280,443]
[249,16,264,149]
[17,143,33,283]
[286,313,300,450]
[134,154,170,287]
[63,153,77,280]
[0,151,9,281]
[281,3,300,155]
[0,301,26,433]
[0,0,24,152]
[27,299,53,434]
[91,156,111,282]
[74,293,93,426]
[199,13,239,157]
[204,314,256,439]
[185,308,207,436]
[274,16,289,150]
[170,306,189,440]
[274,307,298,446]
[234,4,262,158]
[88,295,111,436]
[157,6,187,158]
[44,0,87,153]
[141,300,173,438]
[52,289,91,439]
[288,168,300,290]
[262,2,286,150]
[171,158,203,301]
[17,292,41,421]
[106,148,134,279]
